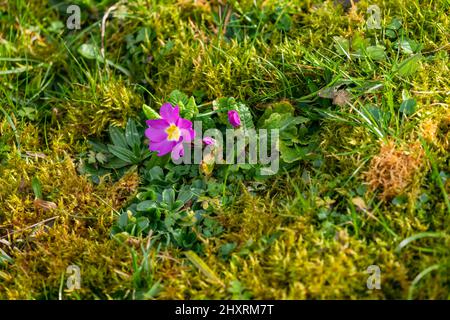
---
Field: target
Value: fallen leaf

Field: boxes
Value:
[34,199,57,211]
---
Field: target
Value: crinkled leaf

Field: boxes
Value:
[185,96,199,118]
[280,141,306,163]
[257,101,295,128]
[261,112,309,132]
[233,102,254,129]
[215,97,254,129]
[143,104,160,120]
[148,166,164,180]
[168,90,189,108]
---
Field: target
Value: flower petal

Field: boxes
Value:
[203,137,216,145]
[176,118,193,129]
[160,103,180,124]
[171,142,185,161]
[180,128,195,142]
[145,127,167,143]
[149,139,176,156]
[146,118,169,129]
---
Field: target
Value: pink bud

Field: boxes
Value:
[227,110,241,128]
[203,137,216,145]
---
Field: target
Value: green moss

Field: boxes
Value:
[60,79,143,138]
[1,0,449,299]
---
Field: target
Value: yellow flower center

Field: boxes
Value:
[165,124,181,141]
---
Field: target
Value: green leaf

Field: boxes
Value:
[351,34,371,54]
[219,242,237,258]
[168,90,189,108]
[261,113,309,132]
[88,140,109,153]
[212,97,233,111]
[137,200,157,212]
[394,54,422,77]
[78,44,129,76]
[234,102,254,129]
[276,13,292,31]
[257,101,295,128]
[177,188,194,204]
[366,45,386,61]
[95,152,107,164]
[0,248,13,266]
[181,96,198,119]
[143,282,162,299]
[214,97,254,129]
[105,59,130,77]
[143,104,160,120]
[118,211,128,228]
[280,141,305,163]
[162,189,175,206]
[195,115,215,130]
[109,126,128,149]
[48,20,64,33]
[87,151,96,164]
[172,200,185,212]
[385,29,397,39]
[31,176,42,199]
[396,39,420,54]
[108,144,137,163]
[148,166,164,180]
[102,157,130,169]
[125,119,140,148]
[387,17,402,30]
[78,44,102,61]
[399,99,417,116]
[135,27,154,43]
[333,36,350,57]
[136,217,149,233]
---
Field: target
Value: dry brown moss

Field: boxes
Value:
[365,140,424,200]
[420,108,450,152]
